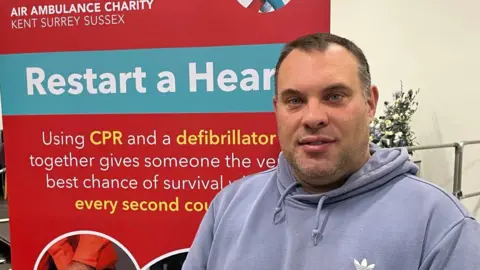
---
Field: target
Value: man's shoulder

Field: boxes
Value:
[394,173,473,220]
[219,167,277,196]
[210,167,277,210]
[391,174,480,265]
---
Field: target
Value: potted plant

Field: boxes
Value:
[369,81,420,158]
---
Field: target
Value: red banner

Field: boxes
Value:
[0,0,330,268]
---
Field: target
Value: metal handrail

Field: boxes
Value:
[396,142,460,196]
[396,140,480,200]
[456,140,480,200]
[462,191,480,200]
[404,143,458,152]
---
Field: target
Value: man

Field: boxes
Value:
[182,33,480,269]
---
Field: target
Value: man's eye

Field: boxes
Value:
[328,94,343,101]
[287,97,302,104]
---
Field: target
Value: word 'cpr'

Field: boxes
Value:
[90,131,122,145]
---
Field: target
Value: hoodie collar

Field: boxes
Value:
[273,143,418,245]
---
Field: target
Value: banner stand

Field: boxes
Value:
[0,1,330,268]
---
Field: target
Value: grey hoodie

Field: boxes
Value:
[182,144,480,269]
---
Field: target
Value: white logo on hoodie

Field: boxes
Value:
[354,258,375,270]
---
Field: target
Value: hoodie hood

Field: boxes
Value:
[273,143,419,245]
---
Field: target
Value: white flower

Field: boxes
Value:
[393,114,399,120]
[395,132,403,138]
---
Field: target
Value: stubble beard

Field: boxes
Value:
[284,128,371,192]
[285,147,351,188]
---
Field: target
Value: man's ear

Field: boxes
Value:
[367,85,379,118]
[273,95,278,112]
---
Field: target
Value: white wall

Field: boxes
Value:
[331,0,480,218]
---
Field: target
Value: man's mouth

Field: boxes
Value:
[298,136,335,146]
[300,141,325,145]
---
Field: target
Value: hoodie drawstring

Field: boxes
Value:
[272,181,329,246]
[312,195,327,246]
[273,182,299,224]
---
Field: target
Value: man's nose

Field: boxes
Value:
[301,100,329,129]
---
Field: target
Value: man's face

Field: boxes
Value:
[273,45,378,189]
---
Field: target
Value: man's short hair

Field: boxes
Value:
[274,32,372,100]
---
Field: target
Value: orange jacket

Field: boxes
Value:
[38,234,118,270]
